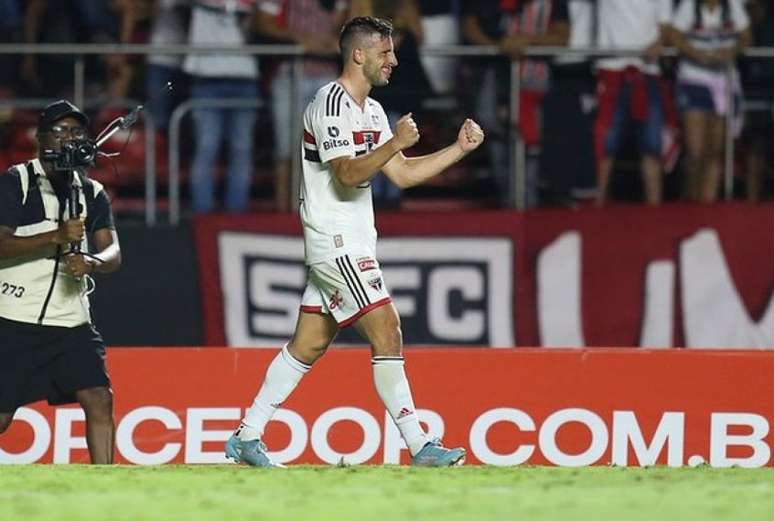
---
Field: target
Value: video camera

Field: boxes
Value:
[42,139,98,172]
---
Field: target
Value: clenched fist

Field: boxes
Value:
[457,119,485,153]
[56,218,85,245]
[393,112,420,151]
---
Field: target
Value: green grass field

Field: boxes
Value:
[1,465,772,521]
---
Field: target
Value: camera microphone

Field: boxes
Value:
[119,104,144,131]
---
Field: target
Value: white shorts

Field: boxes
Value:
[300,254,392,327]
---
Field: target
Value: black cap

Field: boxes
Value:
[37,100,89,133]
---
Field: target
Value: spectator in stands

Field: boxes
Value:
[352,0,434,209]
[541,0,597,206]
[146,0,191,135]
[462,0,570,208]
[22,0,136,101]
[184,0,261,214]
[417,0,460,96]
[739,0,773,202]
[671,0,751,203]
[593,0,673,206]
[256,0,347,213]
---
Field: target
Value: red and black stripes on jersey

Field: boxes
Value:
[303,129,321,163]
[326,83,345,117]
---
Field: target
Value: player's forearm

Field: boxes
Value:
[333,140,401,188]
[395,142,466,189]
[0,231,61,259]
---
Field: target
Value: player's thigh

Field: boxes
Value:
[288,311,338,363]
[353,302,402,357]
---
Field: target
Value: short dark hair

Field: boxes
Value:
[339,16,393,58]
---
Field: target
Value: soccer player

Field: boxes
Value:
[226,16,485,467]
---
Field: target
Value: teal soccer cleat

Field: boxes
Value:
[411,438,466,467]
[225,435,284,468]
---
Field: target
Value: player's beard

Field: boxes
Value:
[364,60,390,87]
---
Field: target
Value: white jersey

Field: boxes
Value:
[300,81,393,265]
[596,0,673,74]
[673,0,749,85]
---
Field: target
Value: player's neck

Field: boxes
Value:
[337,74,371,108]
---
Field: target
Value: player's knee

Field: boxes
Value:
[0,412,15,434]
[77,387,114,418]
[288,340,328,365]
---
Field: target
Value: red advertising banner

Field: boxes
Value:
[1,348,772,467]
[193,203,774,348]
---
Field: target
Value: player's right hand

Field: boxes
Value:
[56,218,85,245]
[393,113,420,151]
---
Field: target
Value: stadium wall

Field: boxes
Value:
[193,203,774,348]
[90,221,204,346]
[1,348,772,467]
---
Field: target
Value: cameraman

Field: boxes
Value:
[0,100,121,464]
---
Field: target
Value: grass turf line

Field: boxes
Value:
[1,465,772,521]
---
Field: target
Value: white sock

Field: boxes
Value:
[239,344,311,440]
[372,356,429,456]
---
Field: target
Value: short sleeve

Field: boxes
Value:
[672,0,694,32]
[311,88,357,164]
[0,170,22,229]
[86,188,116,233]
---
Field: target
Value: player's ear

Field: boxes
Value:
[353,47,365,65]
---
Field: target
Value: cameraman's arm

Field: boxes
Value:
[83,188,121,274]
[62,228,120,279]
[0,221,83,259]
[88,229,121,274]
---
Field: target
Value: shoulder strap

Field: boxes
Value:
[83,177,96,207]
[21,162,36,206]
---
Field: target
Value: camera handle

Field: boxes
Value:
[60,169,102,263]
[66,169,82,254]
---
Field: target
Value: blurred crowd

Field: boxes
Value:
[0,0,772,214]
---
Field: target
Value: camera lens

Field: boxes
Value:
[75,141,96,163]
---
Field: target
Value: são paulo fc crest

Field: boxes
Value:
[368,277,383,292]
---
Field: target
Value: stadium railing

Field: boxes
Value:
[0,43,772,225]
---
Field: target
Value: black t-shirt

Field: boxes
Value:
[0,165,115,234]
[462,0,569,42]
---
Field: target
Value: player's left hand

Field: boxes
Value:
[64,253,95,280]
[457,119,485,153]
